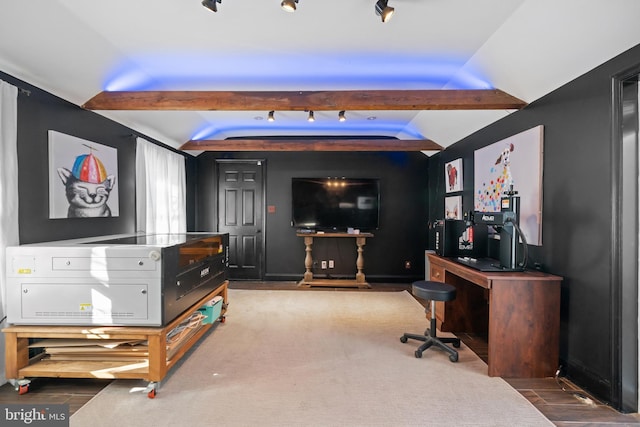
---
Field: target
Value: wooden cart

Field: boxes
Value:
[3,281,228,398]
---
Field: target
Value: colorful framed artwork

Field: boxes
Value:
[473,125,543,245]
[445,158,463,193]
[48,130,119,219]
[445,195,463,220]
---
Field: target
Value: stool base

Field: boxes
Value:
[401,317,461,363]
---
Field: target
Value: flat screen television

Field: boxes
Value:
[291,177,380,231]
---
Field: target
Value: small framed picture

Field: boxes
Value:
[445,158,463,193]
[445,196,463,220]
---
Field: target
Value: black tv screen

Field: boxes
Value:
[291,177,380,231]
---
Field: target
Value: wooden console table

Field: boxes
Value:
[297,232,373,288]
[4,281,228,398]
[427,254,561,378]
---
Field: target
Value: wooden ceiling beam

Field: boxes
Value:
[179,139,443,152]
[83,89,526,111]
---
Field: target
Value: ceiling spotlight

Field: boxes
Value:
[307,110,315,122]
[375,0,394,22]
[338,111,346,122]
[202,0,222,12]
[268,111,275,122]
[281,0,298,12]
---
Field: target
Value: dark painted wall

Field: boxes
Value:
[4,40,640,410]
[195,151,430,282]
[0,71,196,244]
[428,43,640,409]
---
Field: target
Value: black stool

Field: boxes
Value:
[400,280,461,362]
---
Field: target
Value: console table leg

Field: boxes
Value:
[355,237,366,283]
[303,236,314,282]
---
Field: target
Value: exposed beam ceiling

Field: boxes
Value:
[1,2,638,153]
[179,138,443,152]
[83,89,527,111]
[84,89,524,151]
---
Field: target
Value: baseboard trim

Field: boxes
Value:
[262,273,422,283]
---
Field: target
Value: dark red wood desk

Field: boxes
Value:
[427,253,562,378]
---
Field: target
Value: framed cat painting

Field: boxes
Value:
[48,130,119,219]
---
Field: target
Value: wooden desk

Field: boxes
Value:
[297,232,373,288]
[427,254,561,378]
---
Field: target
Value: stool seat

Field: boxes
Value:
[400,280,461,362]
[412,280,456,302]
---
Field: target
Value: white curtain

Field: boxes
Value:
[0,80,19,385]
[136,137,186,234]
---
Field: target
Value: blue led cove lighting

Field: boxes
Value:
[104,53,492,91]
[191,122,425,141]
[102,53,492,140]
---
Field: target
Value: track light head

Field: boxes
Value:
[375,0,394,22]
[338,111,346,122]
[307,110,315,122]
[202,0,222,13]
[281,0,299,12]
[268,111,275,122]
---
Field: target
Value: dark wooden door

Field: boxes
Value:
[217,160,264,280]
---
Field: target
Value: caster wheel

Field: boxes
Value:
[453,341,461,348]
[400,336,408,343]
[18,384,29,395]
[220,316,226,323]
[146,382,158,398]
[449,353,459,363]
[414,350,422,359]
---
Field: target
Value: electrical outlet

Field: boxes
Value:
[321,260,327,269]
[329,260,334,269]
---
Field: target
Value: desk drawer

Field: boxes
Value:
[429,265,445,282]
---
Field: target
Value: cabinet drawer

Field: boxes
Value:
[429,265,445,282]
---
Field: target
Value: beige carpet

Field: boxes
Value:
[71,289,553,427]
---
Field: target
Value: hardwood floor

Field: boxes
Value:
[1,280,639,426]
